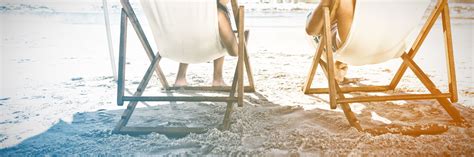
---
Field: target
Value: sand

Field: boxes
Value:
[0,1,473,156]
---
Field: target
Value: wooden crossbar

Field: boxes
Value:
[306,86,390,94]
[338,93,451,104]
[165,86,254,92]
[123,96,238,102]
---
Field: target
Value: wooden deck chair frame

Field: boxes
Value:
[302,0,469,136]
[113,0,255,136]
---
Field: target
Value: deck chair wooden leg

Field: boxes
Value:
[222,61,239,130]
[319,60,363,131]
[303,35,325,94]
[243,31,256,92]
[222,3,245,129]
[237,6,245,107]
[389,0,446,90]
[221,42,242,130]
[222,103,235,130]
[231,0,240,25]
[400,54,465,123]
[114,50,162,133]
[120,0,170,89]
[335,88,363,131]
[232,0,247,106]
[441,4,458,103]
[117,9,128,106]
[322,7,338,110]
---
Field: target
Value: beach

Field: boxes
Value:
[0,0,473,155]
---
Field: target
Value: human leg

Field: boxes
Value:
[174,63,188,87]
[217,3,239,56]
[306,0,354,83]
[333,0,354,83]
[305,0,336,36]
[336,0,355,44]
[213,57,227,86]
[212,0,236,86]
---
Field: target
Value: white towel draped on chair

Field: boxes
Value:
[140,0,227,64]
[335,0,431,66]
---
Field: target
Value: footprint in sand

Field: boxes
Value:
[382,68,392,73]
[0,134,7,143]
[71,77,83,81]
[97,111,114,123]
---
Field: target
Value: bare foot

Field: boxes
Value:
[212,80,227,87]
[174,79,188,87]
[342,78,360,84]
[335,61,348,84]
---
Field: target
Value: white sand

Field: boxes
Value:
[0,1,473,156]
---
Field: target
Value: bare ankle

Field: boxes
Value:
[212,79,227,87]
[335,61,348,83]
[174,78,188,87]
[228,45,238,57]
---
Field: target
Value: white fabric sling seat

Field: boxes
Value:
[335,0,431,66]
[140,0,227,64]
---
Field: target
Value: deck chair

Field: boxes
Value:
[113,0,255,136]
[303,0,469,136]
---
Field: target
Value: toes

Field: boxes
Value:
[212,81,227,87]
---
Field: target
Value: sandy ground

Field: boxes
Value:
[0,1,474,156]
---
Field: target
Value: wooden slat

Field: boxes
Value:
[441,4,458,103]
[222,69,238,130]
[303,34,325,94]
[165,86,254,92]
[243,31,256,92]
[338,93,451,103]
[230,0,240,24]
[237,6,245,107]
[307,86,390,94]
[118,127,208,137]
[323,7,338,110]
[222,55,239,130]
[223,2,245,130]
[117,9,128,106]
[410,0,447,54]
[123,96,238,102]
[389,0,446,89]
